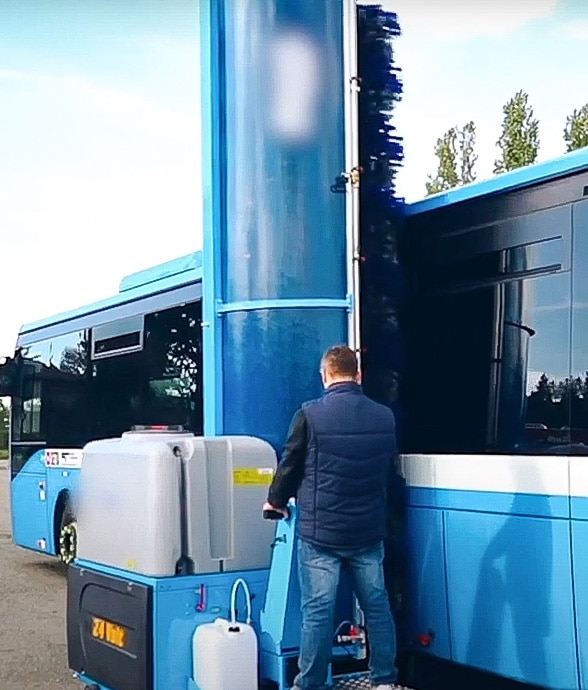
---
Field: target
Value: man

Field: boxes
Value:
[263,345,405,690]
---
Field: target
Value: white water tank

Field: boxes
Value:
[193,618,258,690]
[75,431,277,576]
[75,430,190,576]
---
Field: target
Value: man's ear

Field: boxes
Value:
[356,370,362,384]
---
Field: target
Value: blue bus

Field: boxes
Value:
[400,146,588,690]
[0,252,204,563]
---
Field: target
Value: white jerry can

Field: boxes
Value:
[193,578,258,690]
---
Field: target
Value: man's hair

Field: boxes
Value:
[320,345,358,378]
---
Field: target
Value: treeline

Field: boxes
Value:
[425,91,588,196]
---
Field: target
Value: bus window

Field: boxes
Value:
[12,332,89,448]
[144,302,203,433]
[89,301,203,438]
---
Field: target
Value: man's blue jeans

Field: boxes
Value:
[293,538,398,690]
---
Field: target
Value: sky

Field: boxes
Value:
[0,0,587,356]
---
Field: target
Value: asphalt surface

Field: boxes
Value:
[0,461,79,690]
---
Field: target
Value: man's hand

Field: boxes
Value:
[262,502,290,519]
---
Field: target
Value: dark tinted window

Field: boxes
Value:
[569,201,588,451]
[90,301,203,439]
[11,331,89,446]
[10,300,203,462]
[513,272,572,452]
[144,303,203,431]
[405,269,573,454]
[403,286,495,453]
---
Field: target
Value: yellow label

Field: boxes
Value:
[91,616,128,649]
[233,467,274,486]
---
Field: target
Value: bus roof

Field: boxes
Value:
[20,251,203,336]
[405,146,588,217]
[118,251,202,293]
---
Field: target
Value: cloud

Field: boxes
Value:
[0,69,197,141]
[378,0,560,41]
[0,68,24,79]
[0,63,202,355]
[0,168,202,356]
[561,19,588,40]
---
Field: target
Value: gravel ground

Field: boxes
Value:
[0,462,79,690]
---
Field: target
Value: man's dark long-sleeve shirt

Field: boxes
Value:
[267,408,308,509]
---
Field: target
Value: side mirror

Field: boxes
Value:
[0,357,16,397]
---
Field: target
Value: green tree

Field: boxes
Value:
[0,400,8,453]
[426,121,478,195]
[564,103,588,152]
[459,121,478,185]
[494,90,540,173]
[426,128,459,195]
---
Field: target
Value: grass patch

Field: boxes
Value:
[0,449,8,461]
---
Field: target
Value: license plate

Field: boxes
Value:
[91,616,127,649]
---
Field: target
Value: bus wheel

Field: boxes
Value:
[59,505,77,565]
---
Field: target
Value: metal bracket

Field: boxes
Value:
[330,166,362,193]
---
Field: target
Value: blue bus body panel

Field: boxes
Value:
[404,454,581,690]
[405,146,588,216]
[404,507,451,660]
[10,451,49,552]
[409,486,570,520]
[10,450,80,555]
[445,510,576,690]
[571,496,588,521]
[571,521,588,689]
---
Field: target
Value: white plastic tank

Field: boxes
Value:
[75,431,277,577]
[193,579,258,690]
[184,436,277,573]
[76,429,193,576]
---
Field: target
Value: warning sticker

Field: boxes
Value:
[233,467,274,486]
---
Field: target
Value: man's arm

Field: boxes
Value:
[266,408,308,510]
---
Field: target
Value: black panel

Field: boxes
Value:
[93,331,142,356]
[407,168,588,236]
[402,177,584,455]
[67,564,153,690]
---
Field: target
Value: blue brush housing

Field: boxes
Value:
[201,0,354,451]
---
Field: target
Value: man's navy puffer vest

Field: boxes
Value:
[297,381,397,550]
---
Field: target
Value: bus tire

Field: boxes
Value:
[58,499,77,565]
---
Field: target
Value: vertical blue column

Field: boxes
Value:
[200,0,224,436]
[202,0,350,450]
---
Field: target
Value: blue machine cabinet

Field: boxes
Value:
[68,507,367,690]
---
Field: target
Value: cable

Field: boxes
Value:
[230,577,252,625]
